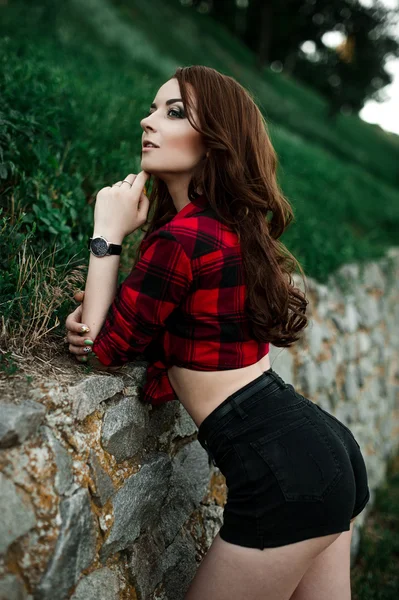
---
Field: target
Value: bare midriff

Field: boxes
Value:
[167,353,271,429]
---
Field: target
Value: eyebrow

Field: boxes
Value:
[150,98,183,108]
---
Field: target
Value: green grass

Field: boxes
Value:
[107,0,399,188]
[0,0,398,356]
[352,455,399,599]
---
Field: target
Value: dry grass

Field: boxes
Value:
[0,337,94,404]
[1,239,87,354]
[0,232,91,401]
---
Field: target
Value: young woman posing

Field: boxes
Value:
[65,66,369,599]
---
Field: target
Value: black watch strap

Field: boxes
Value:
[88,237,122,256]
[107,243,122,255]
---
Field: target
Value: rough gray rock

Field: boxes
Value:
[100,453,172,561]
[269,347,295,385]
[159,440,209,547]
[41,427,74,496]
[128,529,167,598]
[70,568,119,600]
[342,363,360,402]
[306,320,324,359]
[101,397,148,462]
[162,531,198,600]
[0,473,36,555]
[88,450,115,506]
[331,313,346,334]
[68,375,124,421]
[297,353,318,397]
[35,488,97,600]
[200,503,224,548]
[362,261,386,292]
[358,330,372,356]
[356,290,381,328]
[0,248,397,599]
[0,400,46,448]
[126,441,209,598]
[317,358,336,392]
[0,574,31,600]
[129,529,198,600]
[172,403,197,439]
[344,299,360,334]
[332,263,360,294]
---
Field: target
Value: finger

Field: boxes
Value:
[121,173,137,187]
[65,306,90,334]
[112,180,123,187]
[65,305,82,330]
[69,343,97,356]
[67,332,92,346]
[73,290,85,303]
[76,356,88,363]
[130,170,150,195]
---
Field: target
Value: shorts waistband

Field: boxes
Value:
[197,367,288,447]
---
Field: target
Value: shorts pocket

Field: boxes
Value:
[250,415,343,502]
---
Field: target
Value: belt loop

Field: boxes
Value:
[231,397,248,420]
[268,368,288,389]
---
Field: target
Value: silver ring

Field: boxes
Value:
[112,180,132,187]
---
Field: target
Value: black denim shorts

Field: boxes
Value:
[197,368,370,549]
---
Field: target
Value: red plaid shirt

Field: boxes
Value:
[92,194,270,405]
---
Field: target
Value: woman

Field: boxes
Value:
[65,65,370,599]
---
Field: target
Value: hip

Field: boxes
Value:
[197,369,368,504]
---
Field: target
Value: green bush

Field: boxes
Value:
[0,0,398,358]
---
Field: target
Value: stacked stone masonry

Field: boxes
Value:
[0,248,398,599]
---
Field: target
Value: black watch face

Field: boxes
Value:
[91,237,108,256]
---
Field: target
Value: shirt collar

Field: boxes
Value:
[139,194,209,253]
[173,194,209,220]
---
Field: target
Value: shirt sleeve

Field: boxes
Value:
[92,230,192,366]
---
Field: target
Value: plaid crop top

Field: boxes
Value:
[92,193,270,405]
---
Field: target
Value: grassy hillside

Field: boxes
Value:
[108,0,399,188]
[0,0,398,355]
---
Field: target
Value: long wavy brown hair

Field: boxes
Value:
[134,65,309,347]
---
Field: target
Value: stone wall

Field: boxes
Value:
[1,248,398,600]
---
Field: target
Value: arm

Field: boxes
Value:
[78,170,150,372]
[80,228,124,372]
[88,231,192,369]
[82,229,123,339]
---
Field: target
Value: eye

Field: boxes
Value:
[168,108,184,117]
[144,107,184,118]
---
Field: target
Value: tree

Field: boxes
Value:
[189,0,399,116]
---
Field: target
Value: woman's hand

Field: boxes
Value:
[65,291,123,372]
[94,171,150,239]
[65,290,92,363]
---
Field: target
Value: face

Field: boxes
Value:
[140,78,207,178]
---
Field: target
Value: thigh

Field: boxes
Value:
[290,520,354,600]
[185,530,342,600]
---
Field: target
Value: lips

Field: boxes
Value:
[142,140,159,148]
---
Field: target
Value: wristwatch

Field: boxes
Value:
[88,235,122,257]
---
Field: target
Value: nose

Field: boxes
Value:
[140,112,156,132]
